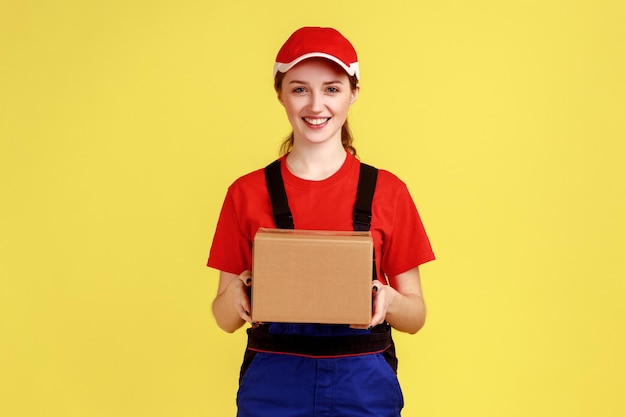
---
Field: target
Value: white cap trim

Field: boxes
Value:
[273,52,360,80]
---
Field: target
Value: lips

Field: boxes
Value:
[303,117,331,126]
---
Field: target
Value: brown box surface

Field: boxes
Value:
[251,228,373,325]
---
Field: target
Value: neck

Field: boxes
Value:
[286,142,347,181]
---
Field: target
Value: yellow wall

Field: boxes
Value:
[2,1,625,416]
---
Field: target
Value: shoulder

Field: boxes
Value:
[230,167,266,188]
[376,168,405,186]
[228,158,282,191]
[358,163,409,194]
[222,164,271,204]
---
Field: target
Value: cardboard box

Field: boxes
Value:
[251,228,373,325]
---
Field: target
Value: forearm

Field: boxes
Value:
[212,292,246,333]
[385,290,426,334]
[212,271,250,333]
[379,267,426,334]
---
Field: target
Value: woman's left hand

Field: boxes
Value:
[350,280,394,330]
[370,280,394,329]
[351,267,426,334]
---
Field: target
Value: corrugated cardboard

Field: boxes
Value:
[251,228,373,325]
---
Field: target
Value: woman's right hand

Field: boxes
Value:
[232,270,253,324]
[212,270,254,332]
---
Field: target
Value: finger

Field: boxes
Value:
[240,302,253,323]
[239,270,252,286]
[369,285,386,329]
[369,305,385,329]
[240,292,252,321]
[242,302,251,317]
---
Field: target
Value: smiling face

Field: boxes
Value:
[277,58,359,150]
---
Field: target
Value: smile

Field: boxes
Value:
[303,117,331,126]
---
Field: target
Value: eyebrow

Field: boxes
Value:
[288,79,346,85]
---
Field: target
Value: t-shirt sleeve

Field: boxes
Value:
[380,180,435,279]
[207,186,253,275]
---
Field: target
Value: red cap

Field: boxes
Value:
[273,27,359,80]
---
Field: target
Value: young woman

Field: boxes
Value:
[208,26,435,417]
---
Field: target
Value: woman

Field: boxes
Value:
[208,26,435,417]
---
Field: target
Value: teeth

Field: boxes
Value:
[304,117,329,125]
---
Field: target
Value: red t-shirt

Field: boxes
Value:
[207,152,435,288]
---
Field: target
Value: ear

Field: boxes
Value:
[350,85,360,105]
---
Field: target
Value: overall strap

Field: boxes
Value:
[264,160,378,232]
[264,160,294,229]
[353,163,378,232]
[354,163,379,281]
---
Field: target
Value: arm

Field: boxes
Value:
[369,267,426,334]
[211,270,253,333]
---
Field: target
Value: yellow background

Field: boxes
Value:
[1,1,625,416]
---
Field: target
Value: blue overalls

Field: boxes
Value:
[236,161,404,417]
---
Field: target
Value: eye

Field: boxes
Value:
[326,86,340,93]
[292,87,306,93]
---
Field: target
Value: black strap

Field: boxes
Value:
[264,160,378,231]
[354,163,379,281]
[264,160,379,280]
[247,323,392,358]
[353,163,378,231]
[264,160,294,229]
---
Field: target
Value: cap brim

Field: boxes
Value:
[273,52,359,80]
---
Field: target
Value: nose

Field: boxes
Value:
[309,91,324,113]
